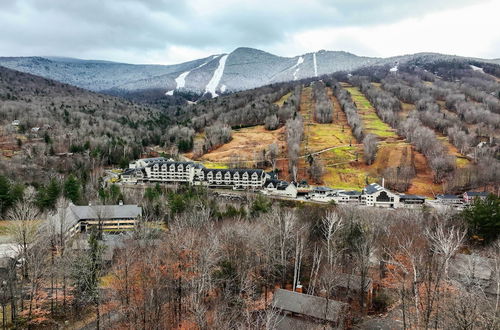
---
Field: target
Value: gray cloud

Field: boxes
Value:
[0,0,494,63]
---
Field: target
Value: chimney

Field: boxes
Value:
[382,178,385,188]
[295,284,303,293]
[119,200,123,206]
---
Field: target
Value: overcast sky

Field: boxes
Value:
[0,0,499,64]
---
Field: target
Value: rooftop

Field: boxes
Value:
[364,183,384,195]
[69,204,142,221]
[272,289,348,322]
[465,191,489,197]
[436,194,460,199]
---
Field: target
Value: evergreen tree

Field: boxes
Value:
[64,175,81,204]
[72,229,103,328]
[462,194,500,243]
[0,175,12,214]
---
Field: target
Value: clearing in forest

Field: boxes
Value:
[296,85,376,190]
[344,86,398,138]
[274,92,291,107]
[197,125,286,167]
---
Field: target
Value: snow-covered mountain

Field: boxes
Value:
[0,48,497,97]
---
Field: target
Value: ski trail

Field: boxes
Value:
[470,65,484,73]
[292,56,304,81]
[205,54,228,98]
[313,52,318,77]
[166,55,218,96]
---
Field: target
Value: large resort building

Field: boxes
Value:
[121,157,267,189]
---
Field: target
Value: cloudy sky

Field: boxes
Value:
[0,0,499,64]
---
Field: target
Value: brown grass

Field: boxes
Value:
[198,126,286,165]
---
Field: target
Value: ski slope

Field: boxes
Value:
[292,56,304,81]
[166,55,219,96]
[205,54,228,97]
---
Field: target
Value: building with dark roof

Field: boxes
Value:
[399,194,426,207]
[145,160,200,183]
[362,183,400,208]
[272,289,349,325]
[436,194,463,205]
[63,203,142,235]
[263,179,297,198]
[197,168,266,189]
[463,191,489,204]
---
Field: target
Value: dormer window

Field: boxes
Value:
[169,164,175,172]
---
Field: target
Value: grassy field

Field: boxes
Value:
[196,125,286,167]
[345,86,398,138]
[295,86,373,189]
[274,92,291,107]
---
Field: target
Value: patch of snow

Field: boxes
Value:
[313,52,318,77]
[389,65,398,72]
[220,84,227,93]
[175,70,190,89]
[291,56,304,81]
[165,56,218,96]
[205,54,228,98]
[470,64,484,73]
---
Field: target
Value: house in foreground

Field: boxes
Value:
[62,202,142,235]
[332,273,373,308]
[272,289,349,327]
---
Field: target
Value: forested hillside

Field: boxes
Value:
[0,66,169,182]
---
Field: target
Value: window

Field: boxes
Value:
[376,191,391,202]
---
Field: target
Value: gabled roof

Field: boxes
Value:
[273,289,348,322]
[334,273,373,293]
[265,179,289,189]
[202,168,264,176]
[137,157,166,163]
[363,183,384,194]
[465,191,489,197]
[69,204,142,221]
[436,194,460,199]
[313,186,334,192]
[340,190,362,196]
[399,194,426,200]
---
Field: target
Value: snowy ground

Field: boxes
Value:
[205,54,228,97]
[313,52,318,77]
[292,56,304,81]
[470,64,484,73]
[166,55,219,95]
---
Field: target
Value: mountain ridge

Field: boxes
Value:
[0,48,498,97]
